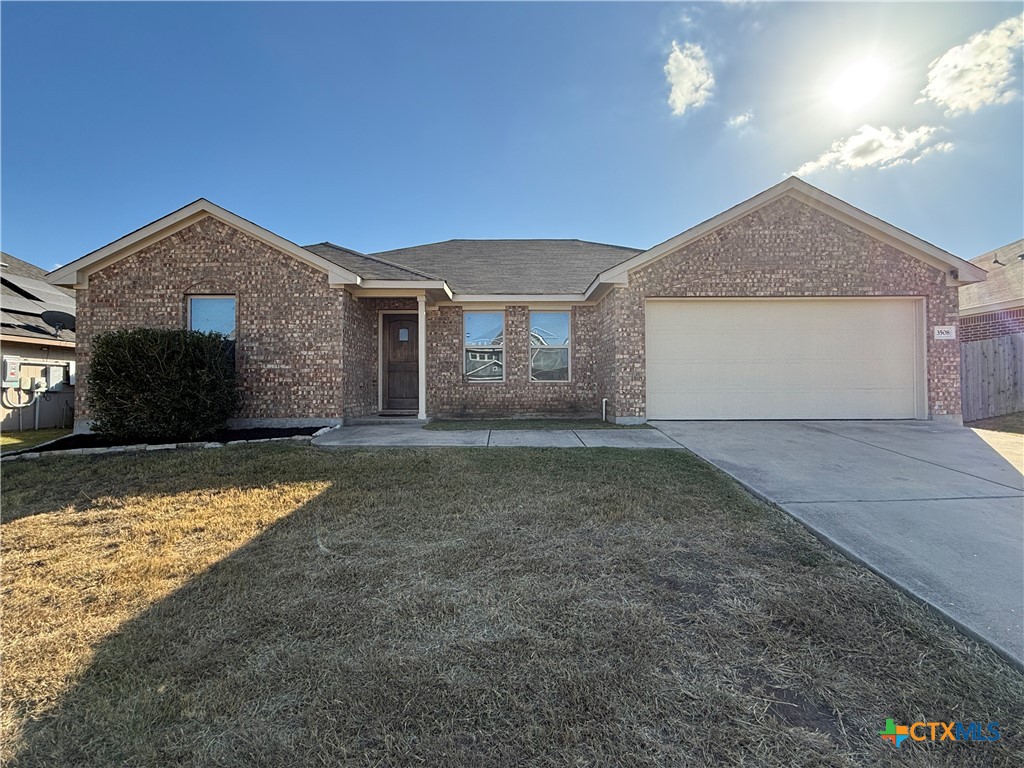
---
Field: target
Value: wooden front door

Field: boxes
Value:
[383,315,418,411]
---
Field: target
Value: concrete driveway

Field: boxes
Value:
[652,420,1024,667]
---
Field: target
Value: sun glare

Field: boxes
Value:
[829,58,888,110]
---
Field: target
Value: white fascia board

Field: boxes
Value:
[959,298,1024,317]
[48,199,362,288]
[0,334,76,349]
[449,293,588,304]
[360,279,452,295]
[592,177,986,288]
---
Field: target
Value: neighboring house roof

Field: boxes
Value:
[959,239,1023,315]
[368,239,642,294]
[1,252,76,346]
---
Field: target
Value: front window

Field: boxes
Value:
[189,296,236,339]
[530,310,570,382]
[464,311,504,381]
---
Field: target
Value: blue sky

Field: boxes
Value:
[2,1,1022,272]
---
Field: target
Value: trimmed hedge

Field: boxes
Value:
[88,328,241,443]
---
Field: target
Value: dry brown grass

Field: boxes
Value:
[0,429,71,453]
[2,446,1022,767]
[966,411,1024,436]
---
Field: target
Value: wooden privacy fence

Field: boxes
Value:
[960,333,1024,422]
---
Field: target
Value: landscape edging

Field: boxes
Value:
[1,434,315,462]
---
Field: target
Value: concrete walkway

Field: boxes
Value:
[312,425,680,449]
[652,420,1024,668]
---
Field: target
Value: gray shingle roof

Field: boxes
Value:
[960,239,1024,310]
[363,239,642,294]
[303,242,440,281]
[1,252,76,344]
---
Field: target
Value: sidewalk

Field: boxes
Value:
[312,425,681,449]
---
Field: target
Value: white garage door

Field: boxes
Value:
[646,298,925,420]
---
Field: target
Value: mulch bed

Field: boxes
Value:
[14,426,327,455]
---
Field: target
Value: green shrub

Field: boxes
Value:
[88,328,241,443]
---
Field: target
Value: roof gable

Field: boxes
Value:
[593,177,985,291]
[960,239,1023,311]
[48,200,362,288]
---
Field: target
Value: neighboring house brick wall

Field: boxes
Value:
[75,216,345,426]
[959,308,1024,342]
[606,196,962,420]
[425,304,600,417]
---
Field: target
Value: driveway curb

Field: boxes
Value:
[678,446,1024,673]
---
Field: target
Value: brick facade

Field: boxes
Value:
[342,296,419,419]
[959,308,1024,343]
[75,216,346,426]
[599,196,962,421]
[426,305,600,417]
[73,197,966,427]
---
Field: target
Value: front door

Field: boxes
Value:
[383,314,418,411]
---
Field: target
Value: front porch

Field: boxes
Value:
[343,285,448,422]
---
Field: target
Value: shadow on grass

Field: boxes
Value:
[5,446,1024,767]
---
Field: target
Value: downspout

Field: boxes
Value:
[602,398,608,423]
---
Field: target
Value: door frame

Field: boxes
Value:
[378,310,420,413]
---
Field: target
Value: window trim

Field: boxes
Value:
[464,309,505,383]
[187,294,237,339]
[529,309,571,383]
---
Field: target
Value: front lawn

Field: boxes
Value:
[2,446,1021,767]
[0,428,71,453]
[966,411,1024,435]
[425,418,649,430]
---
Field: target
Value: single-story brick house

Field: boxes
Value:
[48,177,986,430]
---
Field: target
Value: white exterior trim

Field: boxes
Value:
[417,295,427,420]
[0,334,76,349]
[48,199,362,289]
[592,177,986,292]
[959,298,1024,317]
[448,293,589,304]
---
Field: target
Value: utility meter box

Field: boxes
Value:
[2,356,22,389]
[47,365,67,391]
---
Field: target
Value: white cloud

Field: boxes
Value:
[920,13,1024,115]
[791,124,952,176]
[664,41,714,116]
[725,110,753,129]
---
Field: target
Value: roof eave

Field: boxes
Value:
[590,177,986,290]
[48,199,363,289]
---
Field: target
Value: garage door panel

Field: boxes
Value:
[645,299,923,420]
